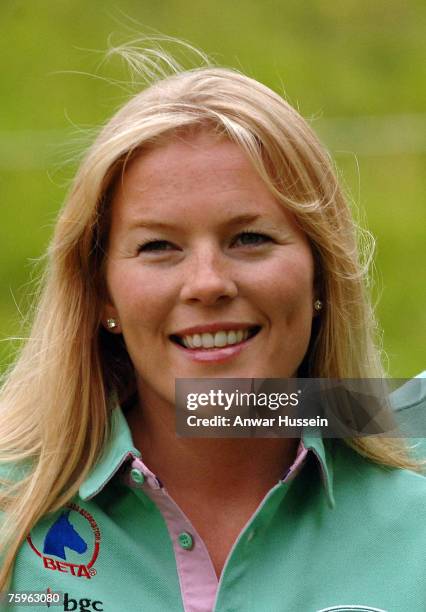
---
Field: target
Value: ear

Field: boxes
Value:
[102,302,122,334]
[312,260,323,319]
[312,298,323,318]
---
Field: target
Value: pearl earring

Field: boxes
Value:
[106,318,119,330]
[314,299,323,312]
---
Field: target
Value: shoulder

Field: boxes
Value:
[329,439,426,583]
[0,460,33,532]
[391,370,426,414]
[391,371,426,462]
[332,441,426,531]
[0,460,33,501]
[0,460,31,484]
[328,369,426,520]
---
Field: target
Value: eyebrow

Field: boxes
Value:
[129,213,263,231]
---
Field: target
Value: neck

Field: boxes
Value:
[126,390,299,504]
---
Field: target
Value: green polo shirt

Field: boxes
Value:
[2,376,426,612]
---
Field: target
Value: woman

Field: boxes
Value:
[1,50,425,612]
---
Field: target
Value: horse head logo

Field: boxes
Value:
[43,510,87,560]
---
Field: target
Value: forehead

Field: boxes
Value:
[110,131,295,227]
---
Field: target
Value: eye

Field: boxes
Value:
[233,231,272,247]
[137,240,176,252]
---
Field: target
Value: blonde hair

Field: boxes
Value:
[0,47,418,587]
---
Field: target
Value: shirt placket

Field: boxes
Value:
[127,456,218,612]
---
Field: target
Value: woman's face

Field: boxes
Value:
[104,131,316,407]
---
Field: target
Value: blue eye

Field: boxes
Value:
[137,240,175,252]
[234,231,271,246]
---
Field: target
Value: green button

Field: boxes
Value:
[178,532,193,550]
[130,468,145,485]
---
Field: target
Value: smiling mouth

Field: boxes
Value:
[170,326,261,350]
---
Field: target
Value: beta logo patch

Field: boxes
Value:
[27,503,101,579]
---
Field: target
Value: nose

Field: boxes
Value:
[179,244,238,306]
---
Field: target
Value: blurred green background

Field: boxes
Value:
[1,0,425,376]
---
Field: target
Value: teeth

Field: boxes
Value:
[227,331,237,344]
[180,328,252,349]
[214,331,227,347]
[192,334,202,348]
[201,333,215,348]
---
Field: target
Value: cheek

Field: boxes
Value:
[251,252,314,316]
[107,265,176,329]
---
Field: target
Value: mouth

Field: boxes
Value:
[170,325,261,350]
